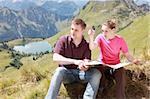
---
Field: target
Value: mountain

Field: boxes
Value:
[20,6,64,36]
[122,0,150,13]
[76,0,133,35]
[73,0,89,8]
[0,1,81,42]
[0,0,37,11]
[0,7,59,41]
[134,0,150,6]
[0,0,88,11]
[41,1,78,17]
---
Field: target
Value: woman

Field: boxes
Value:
[88,19,141,99]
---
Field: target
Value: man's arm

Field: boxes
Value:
[53,53,84,65]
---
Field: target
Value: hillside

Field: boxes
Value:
[119,13,150,56]
[77,1,132,32]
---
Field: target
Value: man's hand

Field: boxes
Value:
[78,63,89,71]
[78,59,90,71]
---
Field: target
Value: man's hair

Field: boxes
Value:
[72,18,86,29]
[103,19,117,30]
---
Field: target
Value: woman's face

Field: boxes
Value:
[101,25,112,35]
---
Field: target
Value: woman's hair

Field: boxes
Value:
[103,19,116,30]
[72,18,86,29]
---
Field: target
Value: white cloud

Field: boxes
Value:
[12,0,23,3]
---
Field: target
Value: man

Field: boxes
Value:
[45,18,101,99]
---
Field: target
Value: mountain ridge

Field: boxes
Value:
[0,1,80,42]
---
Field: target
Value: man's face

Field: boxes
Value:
[70,23,84,40]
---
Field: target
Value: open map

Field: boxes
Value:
[106,62,131,69]
[85,60,131,69]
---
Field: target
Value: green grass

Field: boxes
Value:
[119,12,150,57]
[0,51,11,67]
[0,52,57,99]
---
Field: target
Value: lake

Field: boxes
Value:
[13,41,52,54]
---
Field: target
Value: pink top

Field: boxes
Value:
[95,34,128,65]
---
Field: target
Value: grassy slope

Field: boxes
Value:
[0,52,57,99]
[119,13,150,56]
[0,51,11,68]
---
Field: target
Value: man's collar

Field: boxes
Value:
[68,35,86,47]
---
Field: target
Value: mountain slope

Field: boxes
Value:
[0,0,37,11]
[119,12,150,55]
[78,1,130,24]
[0,7,65,42]
[0,0,81,42]
[41,1,78,17]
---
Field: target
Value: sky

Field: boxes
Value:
[0,0,149,5]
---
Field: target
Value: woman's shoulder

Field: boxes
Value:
[96,33,103,38]
[115,34,124,39]
[115,35,127,43]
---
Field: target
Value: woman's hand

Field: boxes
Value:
[124,52,143,65]
[88,28,98,50]
[88,29,95,37]
[133,59,143,65]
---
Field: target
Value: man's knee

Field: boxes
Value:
[54,67,67,76]
[90,69,102,81]
[93,69,102,78]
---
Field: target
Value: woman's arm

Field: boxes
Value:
[124,52,142,65]
[88,29,98,50]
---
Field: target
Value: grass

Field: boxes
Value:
[0,51,11,68]
[119,12,150,51]
[0,52,56,99]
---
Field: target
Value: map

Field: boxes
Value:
[85,60,131,69]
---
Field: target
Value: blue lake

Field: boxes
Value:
[13,41,52,54]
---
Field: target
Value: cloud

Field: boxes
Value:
[12,0,23,3]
